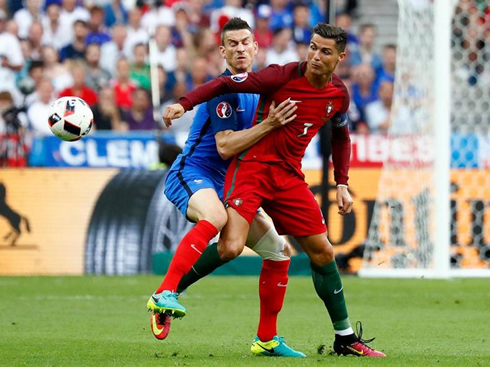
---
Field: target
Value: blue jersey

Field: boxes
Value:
[169,70,259,181]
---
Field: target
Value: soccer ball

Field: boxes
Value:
[48,96,93,141]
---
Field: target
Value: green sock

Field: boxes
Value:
[176,243,228,293]
[311,261,352,331]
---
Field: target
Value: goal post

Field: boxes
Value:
[359,0,490,278]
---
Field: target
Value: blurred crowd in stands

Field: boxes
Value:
[0,0,487,143]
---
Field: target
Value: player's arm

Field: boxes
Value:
[330,76,353,216]
[163,63,295,127]
[215,99,297,160]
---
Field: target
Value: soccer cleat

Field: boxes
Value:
[147,291,187,318]
[333,322,386,357]
[150,311,171,340]
[251,336,306,357]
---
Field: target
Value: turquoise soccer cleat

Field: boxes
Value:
[147,290,187,318]
[251,336,306,357]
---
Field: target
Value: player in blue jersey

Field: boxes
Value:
[147,18,303,357]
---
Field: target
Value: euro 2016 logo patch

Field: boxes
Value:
[231,72,248,83]
[216,101,232,119]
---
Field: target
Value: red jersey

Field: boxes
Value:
[180,62,351,185]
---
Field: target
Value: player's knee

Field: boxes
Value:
[253,227,290,261]
[308,242,334,266]
[218,240,244,261]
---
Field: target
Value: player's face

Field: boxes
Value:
[220,29,258,74]
[307,34,346,77]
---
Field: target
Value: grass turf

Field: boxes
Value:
[1,276,489,366]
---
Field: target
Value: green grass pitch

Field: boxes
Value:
[1,275,489,366]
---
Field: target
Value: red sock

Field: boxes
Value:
[157,220,218,293]
[257,258,290,341]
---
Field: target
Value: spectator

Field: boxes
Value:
[343,79,368,134]
[268,0,293,31]
[295,41,309,62]
[42,2,72,50]
[157,65,172,104]
[184,0,210,31]
[5,19,19,37]
[160,81,196,138]
[111,57,136,110]
[91,85,124,131]
[172,4,193,49]
[103,0,127,28]
[0,10,24,104]
[27,78,55,136]
[23,60,45,105]
[254,5,273,49]
[351,64,379,114]
[60,0,90,28]
[210,0,254,34]
[86,6,111,45]
[121,88,156,131]
[141,0,175,31]
[350,24,383,72]
[59,61,98,106]
[100,24,127,76]
[335,13,359,54]
[124,7,148,59]
[59,19,89,62]
[365,80,394,134]
[192,27,217,58]
[154,25,177,72]
[13,0,42,39]
[129,43,151,90]
[265,27,298,66]
[85,43,111,91]
[377,44,397,83]
[292,3,312,44]
[41,45,73,92]
[185,56,211,91]
[253,48,267,71]
[28,21,44,61]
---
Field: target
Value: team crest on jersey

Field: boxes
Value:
[231,72,248,83]
[325,101,334,117]
[216,101,233,119]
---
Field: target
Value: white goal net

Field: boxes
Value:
[360,0,490,277]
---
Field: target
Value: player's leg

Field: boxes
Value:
[295,233,385,357]
[265,176,385,357]
[246,212,305,357]
[148,175,225,318]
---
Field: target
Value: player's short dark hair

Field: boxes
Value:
[312,23,348,53]
[221,17,253,45]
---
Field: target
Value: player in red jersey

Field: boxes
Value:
[163,23,386,357]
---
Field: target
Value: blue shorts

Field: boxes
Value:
[164,164,224,219]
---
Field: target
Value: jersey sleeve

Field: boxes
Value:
[331,74,351,186]
[206,94,240,134]
[179,63,299,111]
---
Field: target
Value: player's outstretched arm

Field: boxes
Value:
[336,185,353,216]
[215,99,297,160]
[162,103,185,127]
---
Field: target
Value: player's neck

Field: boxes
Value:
[305,70,332,89]
[227,66,251,75]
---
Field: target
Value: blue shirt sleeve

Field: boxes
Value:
[207,94,239,135]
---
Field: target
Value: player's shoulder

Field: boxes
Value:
[331,74,350,112]
[264,61,303,77]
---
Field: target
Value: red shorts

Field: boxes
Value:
[223,159,327,237]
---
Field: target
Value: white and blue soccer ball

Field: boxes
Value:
[48,96,93,141]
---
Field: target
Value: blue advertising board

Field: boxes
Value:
[29,132,175,168]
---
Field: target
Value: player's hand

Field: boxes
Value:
[162,103,185,127]
[336,185,353,215]
[266,99,298,128]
